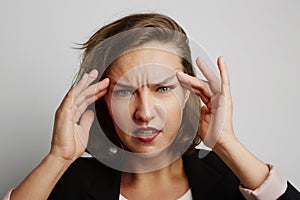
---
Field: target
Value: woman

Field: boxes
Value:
[3,13,300,200]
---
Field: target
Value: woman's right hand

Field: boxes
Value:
[50,70,109,161]
[10,70,110,200]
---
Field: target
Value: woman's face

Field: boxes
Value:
[105,45,188,154]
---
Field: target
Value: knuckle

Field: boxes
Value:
[66,89,74,99]
[55,103,73,120]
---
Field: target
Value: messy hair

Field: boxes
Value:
[75,13,201,155]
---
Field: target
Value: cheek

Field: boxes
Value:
[108,93,138,134]
[111,101,131,132]
[161,96,183,125]
[105,94,127,128]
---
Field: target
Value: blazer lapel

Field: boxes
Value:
[87,167,122,200]
[183,150,225,199]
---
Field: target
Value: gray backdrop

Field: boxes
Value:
[1,0,299,196]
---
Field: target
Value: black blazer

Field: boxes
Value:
[48,150,300,199]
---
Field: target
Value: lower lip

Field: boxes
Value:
[135,131,161,143]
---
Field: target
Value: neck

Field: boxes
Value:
[122,156,184,184]
[120,156,189,199]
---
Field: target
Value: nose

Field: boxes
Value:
[133,89,155,123]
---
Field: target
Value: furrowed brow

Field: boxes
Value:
[154,74,177,85]
[111,82,135,91]
[111,74,177,88]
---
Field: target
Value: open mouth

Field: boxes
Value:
[133,127,161,142]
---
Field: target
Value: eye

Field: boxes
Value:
[113,89,132,97]
[157,86,174,93]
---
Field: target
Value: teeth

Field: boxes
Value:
[135,130,157,136]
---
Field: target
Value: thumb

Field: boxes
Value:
[77,110,94,147]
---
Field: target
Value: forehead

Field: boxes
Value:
[108,47,183,78]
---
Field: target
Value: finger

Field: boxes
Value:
[73,69,99,99]
[77,110,95,147]
[176,71,212,98]
[199,106,210,136]
[72,73,88,97]
[217,56,231,96]
[73,79,109,122]
[59,88,74,111]
[194,89,210,105]
[73,78,109,108]
[200,105,211,124]
[55,87,76,124]
[196,57,221,94]
[74,89,108,122]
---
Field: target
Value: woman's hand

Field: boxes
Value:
[11,70,110,200]
[177,56,269,189]
[177,56,235,148]
[50,70,109,161]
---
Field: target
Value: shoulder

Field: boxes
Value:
[48,157,121,200]
[183,149,245,199]
[183,149,235,180]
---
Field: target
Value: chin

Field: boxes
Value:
[127,141,172,155]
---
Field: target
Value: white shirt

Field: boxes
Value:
[119,188,193,200]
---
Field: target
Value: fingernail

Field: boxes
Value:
[177,71,186,80]
[221,56,225,64]
[89,69,98,79]
[102,78,110,85]
[177,71,184,76]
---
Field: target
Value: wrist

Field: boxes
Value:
[212,130,239,155]
[212,132,269,189]
[47,151,75,168]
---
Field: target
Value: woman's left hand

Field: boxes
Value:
[177,56,236,149]
[178,56,271,190]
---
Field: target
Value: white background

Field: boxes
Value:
[1,0,299,197]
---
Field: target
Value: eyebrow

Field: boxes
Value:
[111,74,177,88]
